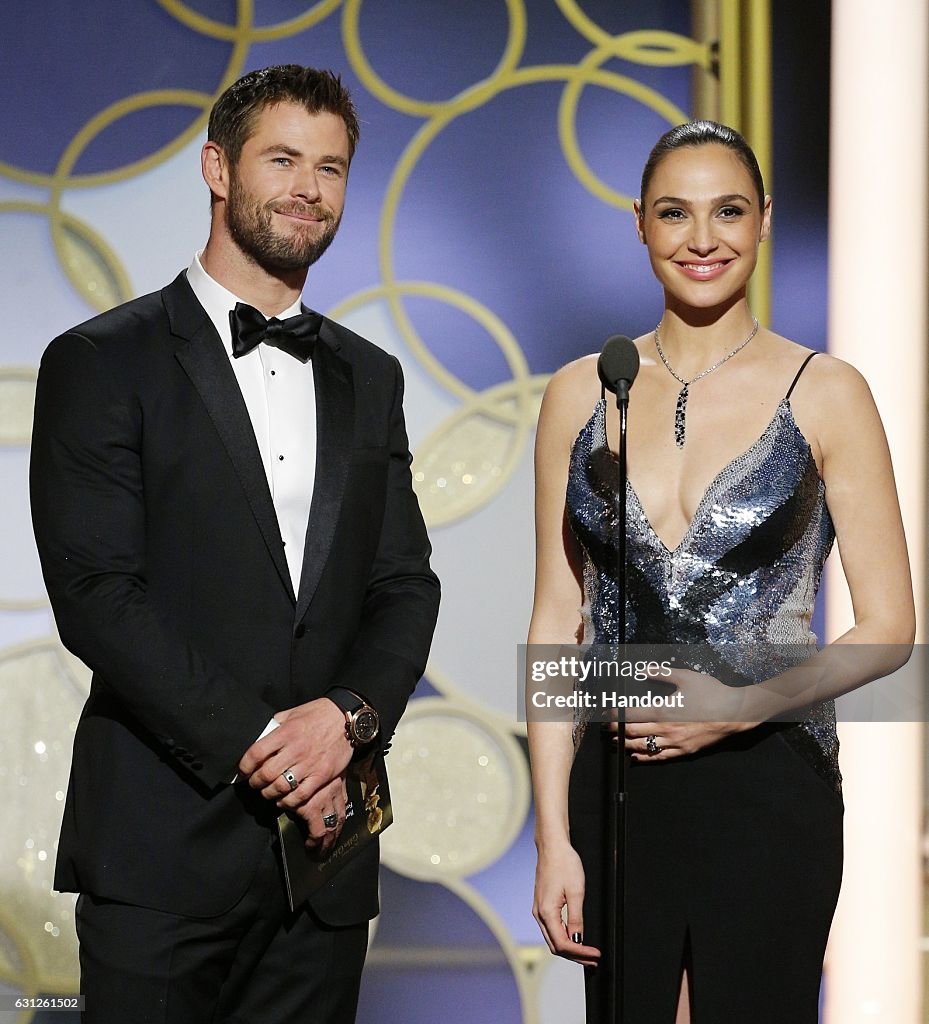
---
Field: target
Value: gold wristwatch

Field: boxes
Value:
[326,687,379,747]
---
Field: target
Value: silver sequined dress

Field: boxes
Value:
[564,366,844,1022]
[567,396,840,795]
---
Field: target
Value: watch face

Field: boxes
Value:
[353,708,379,743]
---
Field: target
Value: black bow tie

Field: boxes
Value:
[230,302,323,363]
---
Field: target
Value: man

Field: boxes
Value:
[30,65,440,1023]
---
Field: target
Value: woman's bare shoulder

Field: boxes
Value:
[542,353,600,410]
[547,351,599,386]
[767,336,878,462]
[538,354,602,448]
[541,335,659,427]
[765,333,871,403]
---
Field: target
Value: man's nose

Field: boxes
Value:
[291,168,322,203]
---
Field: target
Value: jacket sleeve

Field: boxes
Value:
[328,356,441,744]
[29,331,275,788]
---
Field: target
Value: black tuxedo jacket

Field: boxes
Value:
[30,273,439,924]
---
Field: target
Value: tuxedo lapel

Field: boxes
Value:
[164,275,296,605]
[295,321,354,624]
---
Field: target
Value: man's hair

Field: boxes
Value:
[640,120,765,207]
[208,64,360,164]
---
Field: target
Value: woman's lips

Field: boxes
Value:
[675,259,732,281]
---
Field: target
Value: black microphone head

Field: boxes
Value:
[597,335,640,393]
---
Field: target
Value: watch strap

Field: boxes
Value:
[326,687,366,715]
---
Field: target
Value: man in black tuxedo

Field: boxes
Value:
[29,65,439,1024]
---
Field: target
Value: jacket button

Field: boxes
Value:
[294,624,306,639]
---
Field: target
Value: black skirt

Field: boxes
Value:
[569,723,843,1023]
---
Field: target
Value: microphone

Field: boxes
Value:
[597,335,640,403]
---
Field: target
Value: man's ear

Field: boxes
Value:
[201,141,229,201]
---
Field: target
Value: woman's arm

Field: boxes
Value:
[527,363,600,965]
[813,356,915,645]
[736,355,915,717]
[625,355,916,758]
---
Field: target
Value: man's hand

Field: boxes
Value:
[238,697,353,805]
[294,775,349,855]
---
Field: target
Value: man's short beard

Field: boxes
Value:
[226,172,341,273]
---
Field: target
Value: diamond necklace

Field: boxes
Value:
[653,317,760,448]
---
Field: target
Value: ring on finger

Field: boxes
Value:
[282,768,299,791]
[322,812,339,830]
[645,735,662,756]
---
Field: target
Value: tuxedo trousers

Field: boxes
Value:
[76,835,368,1024]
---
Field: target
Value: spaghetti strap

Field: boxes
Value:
[784,351,819,401]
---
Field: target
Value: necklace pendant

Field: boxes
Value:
[653,316,759,450]
[674,385,688,448]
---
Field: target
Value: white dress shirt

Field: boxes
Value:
[186,253,317,592]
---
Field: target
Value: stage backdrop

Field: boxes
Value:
[0,3,831,1022]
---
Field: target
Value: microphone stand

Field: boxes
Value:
[604,376,630,1024]
[595,335,637,1023]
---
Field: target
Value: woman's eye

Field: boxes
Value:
[718,206,744,218]
[657,208,684,221]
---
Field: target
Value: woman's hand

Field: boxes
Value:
[533,841,601,967]
[615,667,761,759]
[623,719,753,759]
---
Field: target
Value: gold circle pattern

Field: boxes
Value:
[0,367,38,448]
[0,0,265,312]
[558,48,689,211]
[342,0,527,118]
[157,0,342,42]
[0,201,131,314]
[0,640,90,1008]
[379,699,530,880]
[329,280,546,526]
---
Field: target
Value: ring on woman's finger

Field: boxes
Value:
[645,735,662,756]
[322,812,339,830]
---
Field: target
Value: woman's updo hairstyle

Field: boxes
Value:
[640,121,765,207]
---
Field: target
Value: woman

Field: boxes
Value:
[527,121,914,1022]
